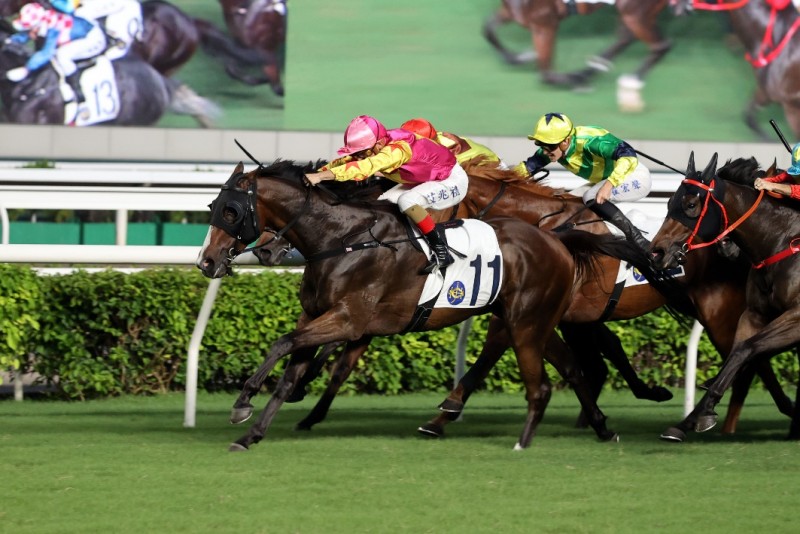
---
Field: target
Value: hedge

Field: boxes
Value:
[1,265,796,400]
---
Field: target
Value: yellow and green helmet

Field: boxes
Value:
[528,112,575,145]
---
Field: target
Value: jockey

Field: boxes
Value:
[518,112,652,251]
[754,142,800,198]
[401,118,509,168]
[6,0,107,104]
[306,115,469,273]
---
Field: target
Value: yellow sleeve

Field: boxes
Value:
[607,156,637,187]
[328,141,412,182]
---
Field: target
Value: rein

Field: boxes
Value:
[678,177,800,268]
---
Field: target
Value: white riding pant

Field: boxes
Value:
[55,25,107,76]
[378,163,469,212]
[569,160,652,204]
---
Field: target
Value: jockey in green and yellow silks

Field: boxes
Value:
[518,112,652,251]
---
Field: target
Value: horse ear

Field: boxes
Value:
[767,158,778,176]
[235,161,244,174]
[701,153,718,184]
[686,151,696,176]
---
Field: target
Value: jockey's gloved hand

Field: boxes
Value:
[6,67,28,82]
[8,32,29,45]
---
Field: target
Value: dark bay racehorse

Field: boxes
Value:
[197,159,638,450]
[0,20,219,126]
[651,153,800,441]
[482,0,672,88]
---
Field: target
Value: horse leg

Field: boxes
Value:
[618,12,672,81]
[564,24,637,86]
[295,337,372,431]
[723,358,794,433]
[744,86,772,140]
[286,341,345,403]
[418,315,510,438]
[481,5,537,65]
[560,323,609,428]
[541,333,618,443]
[721,363,756,434]
[661,311,800,442]
[229,355,311,451]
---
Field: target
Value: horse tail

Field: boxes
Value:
[164,78,222,129]
[557,229,696,321]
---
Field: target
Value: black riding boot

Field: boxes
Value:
[421,225,454,274]
[589,200,650,252]
[65,72,85,103]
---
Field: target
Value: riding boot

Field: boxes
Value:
[421,225,454,274]
[589,200,650,252]
[65,72,85,104]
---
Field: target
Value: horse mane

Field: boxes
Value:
[717,157,762,186]
[460,156,572,199]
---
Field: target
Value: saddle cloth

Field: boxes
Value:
[416,219,504,309]
[69,56,121,126]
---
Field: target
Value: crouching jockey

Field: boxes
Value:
[7,0,107,105]
[306,115,469,273]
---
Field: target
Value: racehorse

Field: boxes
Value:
[0,19,219,126]
[264,160,791,436]
[213,0,286,96]
[651,153,800,441]
[196,158,644,450]
[711,0,800,139]
[482,0,672,89]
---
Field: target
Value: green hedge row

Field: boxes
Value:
[1,264,795,400]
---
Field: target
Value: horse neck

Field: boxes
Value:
[258,179,397,257]
[722,180,798,261]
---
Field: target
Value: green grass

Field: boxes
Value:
[152,0,790,141]
[2,389,798,533]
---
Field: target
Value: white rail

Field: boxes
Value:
[0,165,701,422]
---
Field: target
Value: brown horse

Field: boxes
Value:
[482,0,672,88]
[651,153,800,441]
[196,159,641,450]
[215,0,286,96]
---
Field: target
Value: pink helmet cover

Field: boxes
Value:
[338,115,388,156]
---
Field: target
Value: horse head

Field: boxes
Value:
[651,152,720,269]
[197,162,263,278]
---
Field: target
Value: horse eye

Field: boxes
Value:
[223,207,240,223]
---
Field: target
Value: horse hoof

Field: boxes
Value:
[695,414,718,433]
[228,442,249,452]
[417,422,444,438]
[230,405,253,424]
[513,442,526,451]
[295,421,313,431]
[603,432,620,443]
[659,427,686,442]
[645,386,673,402]
[438,398,464,414]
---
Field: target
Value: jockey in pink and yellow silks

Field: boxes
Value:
[306,115,469,273]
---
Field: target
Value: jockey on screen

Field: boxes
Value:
[6,0,107,104]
